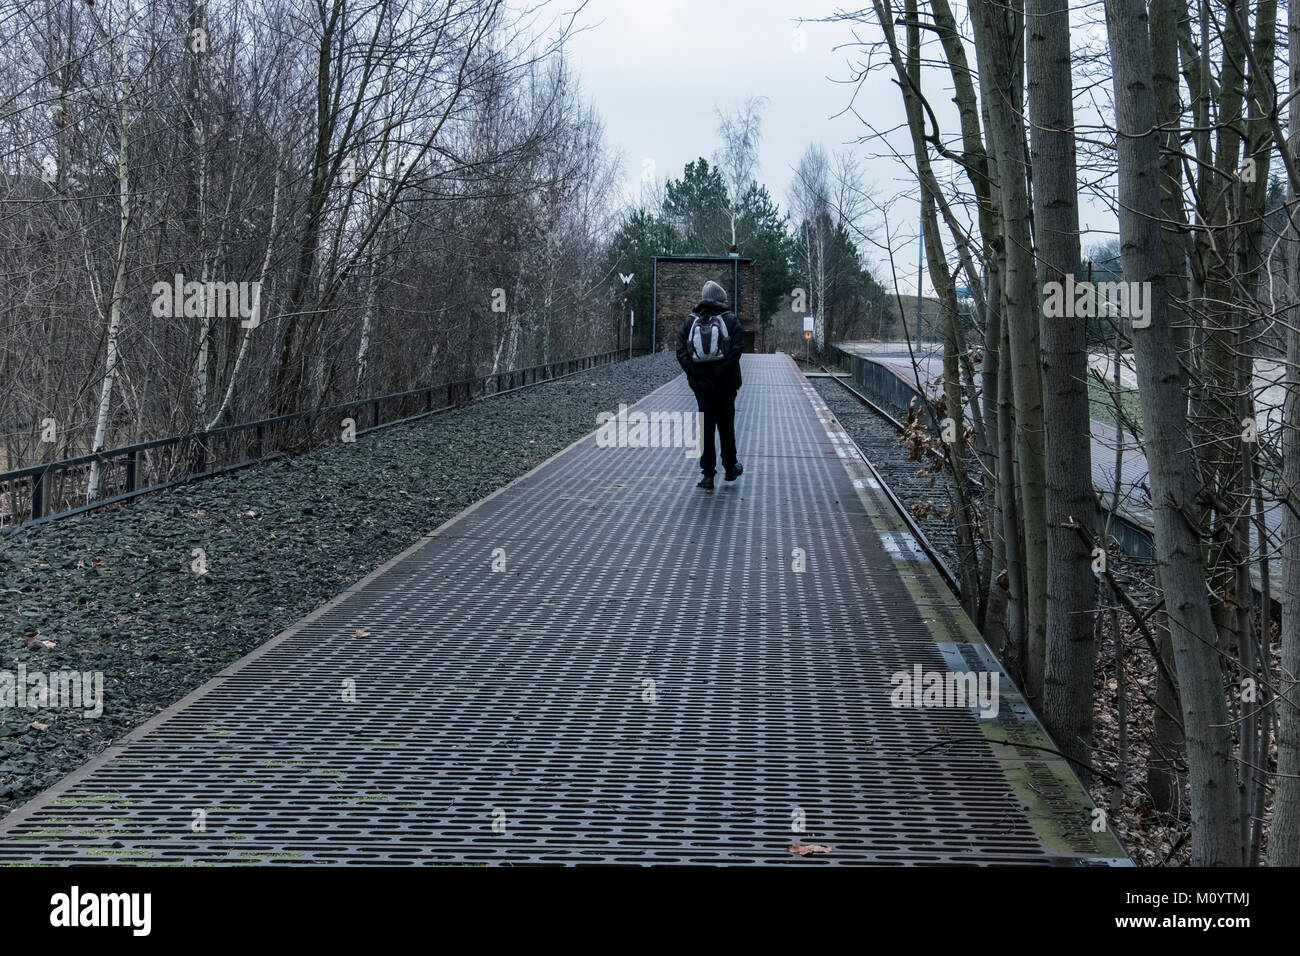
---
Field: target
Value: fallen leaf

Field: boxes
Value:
[28,721,49,731]
[354,629,371,639]
[789,843,832,855]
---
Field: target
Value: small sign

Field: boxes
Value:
[803,316,815,333]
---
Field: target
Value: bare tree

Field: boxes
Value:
[86,2,133,502]
[1104,0,1243,865]
[1027,0,1099,776]
[1270,0,1300,869]
[714,95,767,251]
[969,0,1050,700]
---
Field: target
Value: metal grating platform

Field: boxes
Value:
[0,356,1128,865]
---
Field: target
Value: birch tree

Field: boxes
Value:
[714,96,767,252]
[86,3,133,502]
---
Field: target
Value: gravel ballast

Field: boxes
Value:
[810,377,965,572]
[0,352,681,818]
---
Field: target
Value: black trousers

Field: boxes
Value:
[693,386,738,476]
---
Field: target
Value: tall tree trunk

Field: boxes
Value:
[971,0,1050,702]
[1268,0,1300,869]
[872,0,982,615]
[998,311,1026,681]
[1104,0,1243,865]
[86,13,132,502]
[931,0,1010,644]
[982,261,1010,652]
[1145,0,1191,813]
[1235,0,1277,862]
[1027,0,1099,775]
[1191,0,1247,660]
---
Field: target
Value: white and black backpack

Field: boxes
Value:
[687,312,730,363]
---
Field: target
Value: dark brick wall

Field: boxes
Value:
[653,259,761,352]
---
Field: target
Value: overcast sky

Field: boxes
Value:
[562,0,1119,296]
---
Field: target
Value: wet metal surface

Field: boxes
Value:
[0,356,1127,865]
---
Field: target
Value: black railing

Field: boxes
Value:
[1,349,625,531]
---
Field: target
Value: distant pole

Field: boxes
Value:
[732,251,739,316]
[916,209,924,346]
[619,271,635,358]
[651,258,657,353]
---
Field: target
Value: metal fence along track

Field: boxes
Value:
[0,355,1128,865]
[1,350,624,531]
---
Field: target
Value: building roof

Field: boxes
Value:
[652,253,754,264]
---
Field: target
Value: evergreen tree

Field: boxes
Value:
[603,209,678,335]
[734,183,796,326]
[663,158,732,252]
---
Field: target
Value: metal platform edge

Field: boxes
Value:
[796,366,1132,867]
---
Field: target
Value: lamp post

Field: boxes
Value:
[619,272,635,358]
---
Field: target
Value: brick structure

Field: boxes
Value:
[652,254,762,353]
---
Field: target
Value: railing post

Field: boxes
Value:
[31,467,46,520]
[372,400,380,429]
[125,449,137,493]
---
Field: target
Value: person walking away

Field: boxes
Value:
[675,280,744,490]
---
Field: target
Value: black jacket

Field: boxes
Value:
[676,301,744,392]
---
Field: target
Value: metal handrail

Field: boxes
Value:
[1,349,625,529]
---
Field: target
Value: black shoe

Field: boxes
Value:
[724,462,744,482]
[697,474,715,490]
